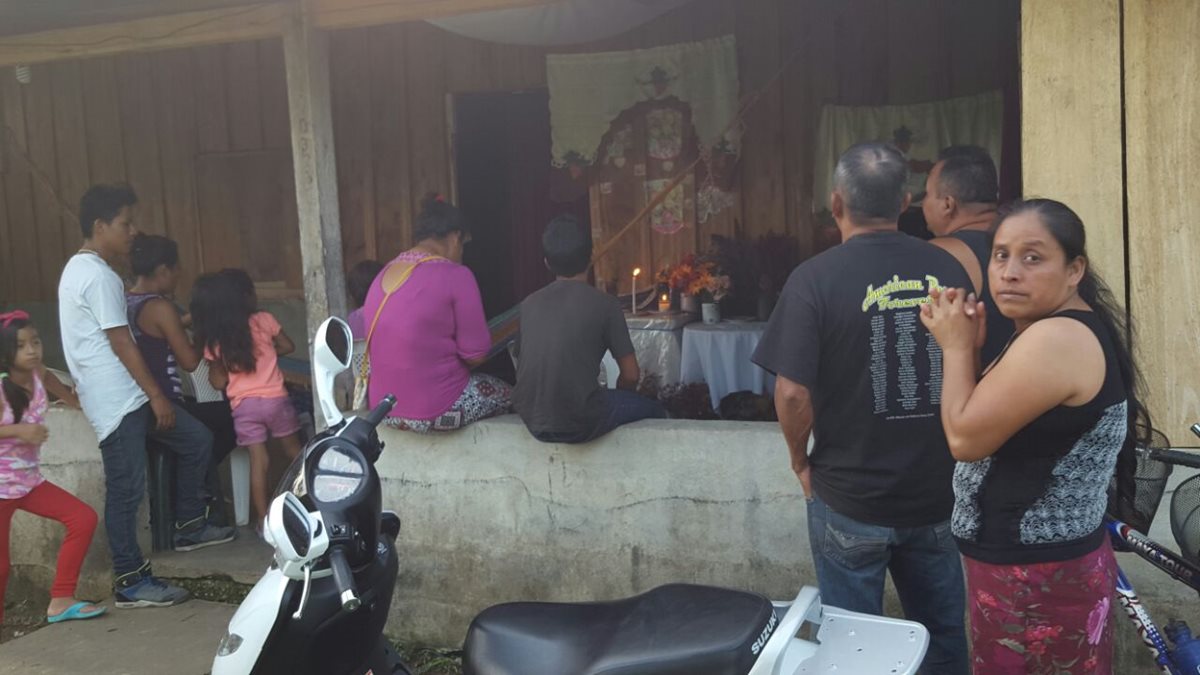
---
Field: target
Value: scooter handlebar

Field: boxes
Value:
[365,395,397,428]
[328,546,361,612]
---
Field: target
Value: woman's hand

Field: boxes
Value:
[15,423,50,445]
[920,287,984,353]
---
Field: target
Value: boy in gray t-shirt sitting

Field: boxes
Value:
[513,215,666,444]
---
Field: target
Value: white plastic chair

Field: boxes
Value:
[182,361,254,527]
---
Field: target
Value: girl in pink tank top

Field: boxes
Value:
[0,311,104,625]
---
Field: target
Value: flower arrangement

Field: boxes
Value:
[657,254,731,302]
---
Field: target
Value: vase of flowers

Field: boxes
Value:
[658,254,732,317]
[694,271,730,324]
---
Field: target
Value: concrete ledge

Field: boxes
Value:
[11,410,1191,672]
[376,415,808,645]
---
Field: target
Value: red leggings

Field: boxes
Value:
[0,481,98,624]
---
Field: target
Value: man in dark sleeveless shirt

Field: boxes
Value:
[924,146,1015,365]
[754,143,970,675]
[127,234,238,526]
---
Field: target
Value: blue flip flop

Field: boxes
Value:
[47,601,107,624]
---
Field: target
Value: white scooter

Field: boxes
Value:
[212,317,409,674]
[215,317,932,675]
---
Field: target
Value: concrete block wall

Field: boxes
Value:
[9,410,1195,672]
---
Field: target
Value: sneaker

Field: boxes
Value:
[114,565,190,609]
[173,516,237,552]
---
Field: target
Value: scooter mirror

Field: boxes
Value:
[281,496,312,557]
[324,320,351,367]
[313,318,353,428]
[268,493,330,578]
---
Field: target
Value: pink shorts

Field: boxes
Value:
[232,396,301,446]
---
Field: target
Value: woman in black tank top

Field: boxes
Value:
[921,200,1152,674]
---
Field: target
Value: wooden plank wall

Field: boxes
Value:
[325,0,1016,268]
[0,38,292,302]
[0,0,1017,303]
[1124,0,1200,439]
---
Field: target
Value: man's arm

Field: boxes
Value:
[39,368,80,408]
[774,375,814,497]
[106,327,175,430]
[141,298,200,372]
[615,353,640,391]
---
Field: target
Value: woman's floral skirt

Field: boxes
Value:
[964,540,1117,674]
[386,373,512,433]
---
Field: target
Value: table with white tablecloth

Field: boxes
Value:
[601,312,695,388]
[680,321,776,409]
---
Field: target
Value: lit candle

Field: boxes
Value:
[658,293,670,313]
[631,268,642,314]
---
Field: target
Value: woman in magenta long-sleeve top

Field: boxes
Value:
[362,194,512,432]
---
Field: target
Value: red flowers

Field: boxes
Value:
[976,591,1001,609]
[1024,624,1062,642]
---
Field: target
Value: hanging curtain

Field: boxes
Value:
[428,0,693,47]
[812,90,1005,211]
[547,35,740,168]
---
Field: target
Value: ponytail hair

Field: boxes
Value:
[0,316,34,421]
[997,199,1153,522]
[413,192,469,243]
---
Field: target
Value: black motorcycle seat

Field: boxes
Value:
[462,583,777,675]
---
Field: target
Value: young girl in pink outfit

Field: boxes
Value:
[0,311,104,625]
[190,270,302,538]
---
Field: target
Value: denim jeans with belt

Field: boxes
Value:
[807,492,969,675]
[98,403,213,576]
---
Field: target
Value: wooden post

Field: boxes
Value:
[283,3,347,350]
[1021,0,1124,299]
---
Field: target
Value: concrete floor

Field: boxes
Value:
[153,526,274,585]
[0,600,235,675]
[0,531,269,675]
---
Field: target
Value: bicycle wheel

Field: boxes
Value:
[1170,474,1200,563]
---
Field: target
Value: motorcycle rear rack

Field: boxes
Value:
[750,587,930,675]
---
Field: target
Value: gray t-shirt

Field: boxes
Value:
[514,280,635,436]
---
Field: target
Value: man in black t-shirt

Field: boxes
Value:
[514,215,666,443]
[753,142,969,675]
[925,145,1015,365]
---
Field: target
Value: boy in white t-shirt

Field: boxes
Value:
[59,184,235,609]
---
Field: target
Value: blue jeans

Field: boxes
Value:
[807,493,968,675]
[98,403,213,576]
[589,389,667,440]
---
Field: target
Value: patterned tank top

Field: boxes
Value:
[126,292,184,401]
[0,372,48,499]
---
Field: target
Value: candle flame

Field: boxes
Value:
[632,268,642,277]
[661,294,668,301]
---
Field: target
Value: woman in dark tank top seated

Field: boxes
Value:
[921,199,1150,674]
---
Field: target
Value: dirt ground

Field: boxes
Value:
[0,597,46,645]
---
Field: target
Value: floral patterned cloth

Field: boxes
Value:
[964,541,1117,674]
[385,373,511,434]
[0,372,47,499]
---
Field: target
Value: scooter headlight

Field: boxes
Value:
[216,631,244,656]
